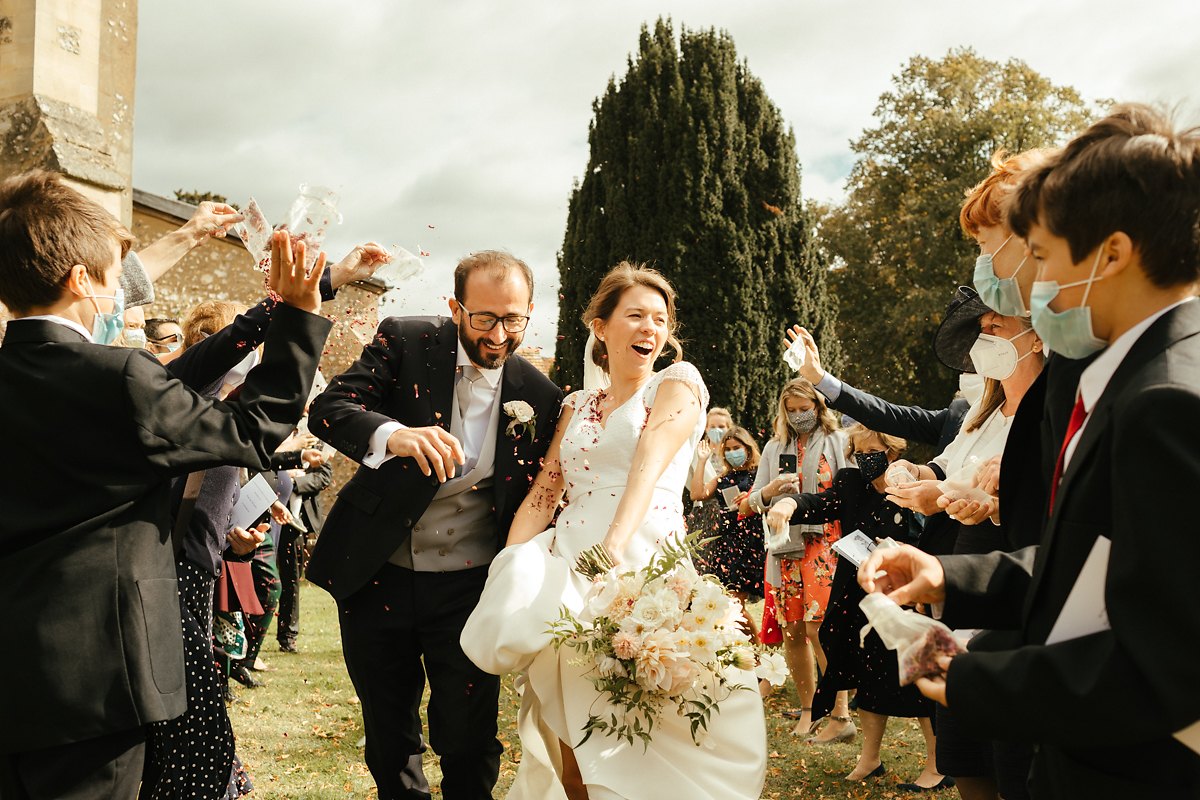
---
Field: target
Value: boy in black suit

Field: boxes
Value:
[859,104,1200,798]
[0,171,333,800]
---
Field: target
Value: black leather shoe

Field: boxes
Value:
[230,663,262,689]
[897,776,956,792]
[846,762,886,781]
[278,640,298,653]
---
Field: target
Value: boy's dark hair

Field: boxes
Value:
[0,170,135,312]
[1008,103,1200,288]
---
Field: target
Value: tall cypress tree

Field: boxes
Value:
[553,19,839,428]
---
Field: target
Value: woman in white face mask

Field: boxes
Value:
[888,291,1044,531]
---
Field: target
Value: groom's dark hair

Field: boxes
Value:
[453,250,534,304]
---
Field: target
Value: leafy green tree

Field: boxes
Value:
[820,48,1093,411]
[553,19,840,428]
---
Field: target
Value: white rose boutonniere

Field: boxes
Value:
[503,400,536,441]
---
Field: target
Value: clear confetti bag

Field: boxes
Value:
[373,245,424,289]
[232,197,273,273]
[783,336,807,371]
[936,455,994,505]
[859,592,966,686]
[232,185,343,274]
[285,184,341,271]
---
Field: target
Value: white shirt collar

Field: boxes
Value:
[1078,297,1196,413]
[456,343,504,388]
[18,314,93,342]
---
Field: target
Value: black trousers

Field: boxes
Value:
[338,564,502,800]
[0,727,145,800]
[936,703,1033,799]
[275,526,304,647]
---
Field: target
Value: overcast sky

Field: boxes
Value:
[133,0,1200,352]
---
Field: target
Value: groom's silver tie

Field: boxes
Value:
[455,364,484,474]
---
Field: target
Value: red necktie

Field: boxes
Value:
[1048,394,1087,514]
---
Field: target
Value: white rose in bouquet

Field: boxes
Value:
[666,656,702,697]
[597,656,627,678]
[630,586,684,631]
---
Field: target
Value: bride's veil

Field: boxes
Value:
[582,328,611,393]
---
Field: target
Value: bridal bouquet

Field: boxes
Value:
[550,538,785,749]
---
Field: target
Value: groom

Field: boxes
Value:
[308,250,562,799]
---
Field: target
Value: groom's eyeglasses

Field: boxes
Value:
[458,303,530,334]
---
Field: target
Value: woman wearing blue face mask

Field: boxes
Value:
[964,149,1054,319]
[691,406,733,487]
[689,426,765,641]
[685,407,735,558]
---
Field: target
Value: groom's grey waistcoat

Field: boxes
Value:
[389,367,503,572]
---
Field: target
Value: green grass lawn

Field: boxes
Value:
[230,582,933,798]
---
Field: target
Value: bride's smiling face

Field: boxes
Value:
[595,285,670,378]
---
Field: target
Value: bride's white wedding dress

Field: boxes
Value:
[462,361,767,800]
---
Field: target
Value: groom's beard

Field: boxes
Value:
[458,322,521,369]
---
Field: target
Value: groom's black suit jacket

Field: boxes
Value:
[307,316,563,600]
[938,300,1200,798]
[0,305,331,753]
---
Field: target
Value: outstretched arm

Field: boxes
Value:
[786,325,950,445]
[505,404,576,546]
[603,379,702,560]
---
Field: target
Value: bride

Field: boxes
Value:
[461,263,767,799]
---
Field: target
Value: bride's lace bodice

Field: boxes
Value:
[558,361,709,505]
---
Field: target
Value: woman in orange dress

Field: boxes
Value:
[741,377,854,743]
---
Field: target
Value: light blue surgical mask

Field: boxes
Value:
[725,448,747,468]
[973,234,1030,317]
[706,427,726,444]
[85,286,125,346]
[1029,248,1108,359]
[124,328,147,349]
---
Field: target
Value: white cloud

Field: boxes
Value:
[134,0,1200,352]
